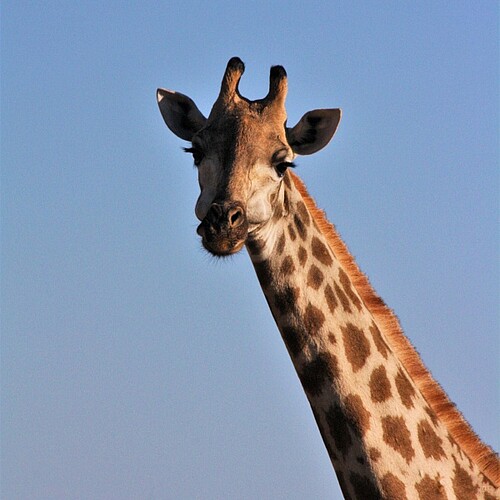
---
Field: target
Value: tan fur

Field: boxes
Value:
[290,171,500,487]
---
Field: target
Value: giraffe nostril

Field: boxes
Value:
[228,207,244,228]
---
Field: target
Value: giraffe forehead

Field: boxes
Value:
[197,109,288,161]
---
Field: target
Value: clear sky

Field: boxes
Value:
[2,2,498,499]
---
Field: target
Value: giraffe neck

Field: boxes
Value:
[245,171,498,499]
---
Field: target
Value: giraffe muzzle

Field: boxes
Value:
[197,201,249,256]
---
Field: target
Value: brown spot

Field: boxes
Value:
[307,264,324,290]
[311,407,338,462]
[341,323,371,372]
[294,213,307,240]
[369,365,392,403]
[296,201,310,226]
[418,419,446,460]
[281,325,306,357]
[297,246,307,266]
[339,268,362,311]
[344,393,371,437]
[328,332,336,344]
[382,415,415,463]
[425,406,439,427]
[304,303,325,334]
[369,447,381,462]
[246,238,265,255]
[484,494,497,500]
[276,232,286,255]
[253,260,272,289]
[326,403,353,458]
[453,456,478,499]
[283,171,292,189]
[273,285,299,316]
[288,223,296,241]
[280,255,295,276]
[311,236,333,266]
[350,472,382,500]
[299,353,339,396]
[415,474,448,500]
[334,282,352,313]
[324,284,338,314]
[381,473,407,500]
[335,471,352,500]
[370,322,388,359]
[395,370,416,409]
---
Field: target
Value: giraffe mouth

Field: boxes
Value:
[196,201,249,256]
[196,222,248,256]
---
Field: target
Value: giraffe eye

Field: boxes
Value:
[275,161,296,178]
[184,146,205,166]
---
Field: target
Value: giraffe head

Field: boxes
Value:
[157,57,341,256]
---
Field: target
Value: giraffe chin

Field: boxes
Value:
[197,223,248,257]
[201,236,246,257]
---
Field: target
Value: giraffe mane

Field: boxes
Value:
[290,171,500,487]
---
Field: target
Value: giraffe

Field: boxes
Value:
[157,57,499,499]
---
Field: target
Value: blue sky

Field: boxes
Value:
[2,2,498,499]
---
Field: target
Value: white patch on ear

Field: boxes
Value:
[157,88,207,141]
[287,108,341,155]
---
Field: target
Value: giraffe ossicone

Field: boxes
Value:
[157,58,499,499]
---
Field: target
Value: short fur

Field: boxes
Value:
[290,171,500,486]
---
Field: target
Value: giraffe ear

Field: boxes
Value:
[286,109,342,155]
[157,88,207,141]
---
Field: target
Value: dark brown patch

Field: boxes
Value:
[382,415,415,463]
[484,494,497,500]
[297,246,307,266]
[344,393,371,438]
[288,223,297,241]
[280,255,295,276]
[296,201,310,226]
[335,471,352,500]
[253,260,272,289]
[307,264,324,290]
[299,353,339,397]
[418,419,446,460]
[381,473,407,500]
[283,170,292,189]
[276,232,286,255]
[453,456,478,499]
[339,268,362,311]
[424,406,439,428]
[415,474,448,500]
[341,323,371,372]
[294,213,307,240]
[281,325,306,357]
[273,285,299,316]
[369,447,381,462]
[370,322,388,359]
[328,332,336,344]
[326,403,353,458]
[304,303,325,334]
[311,236,333,266]
[246,238,265,255]
[350,472,382,500]
[334,282,352,313]
[324,284,338,314]
[395,370,416,409]
[369,365,392,403]
[311,407,338,462]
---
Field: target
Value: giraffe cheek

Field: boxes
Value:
[247,197,272,225]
